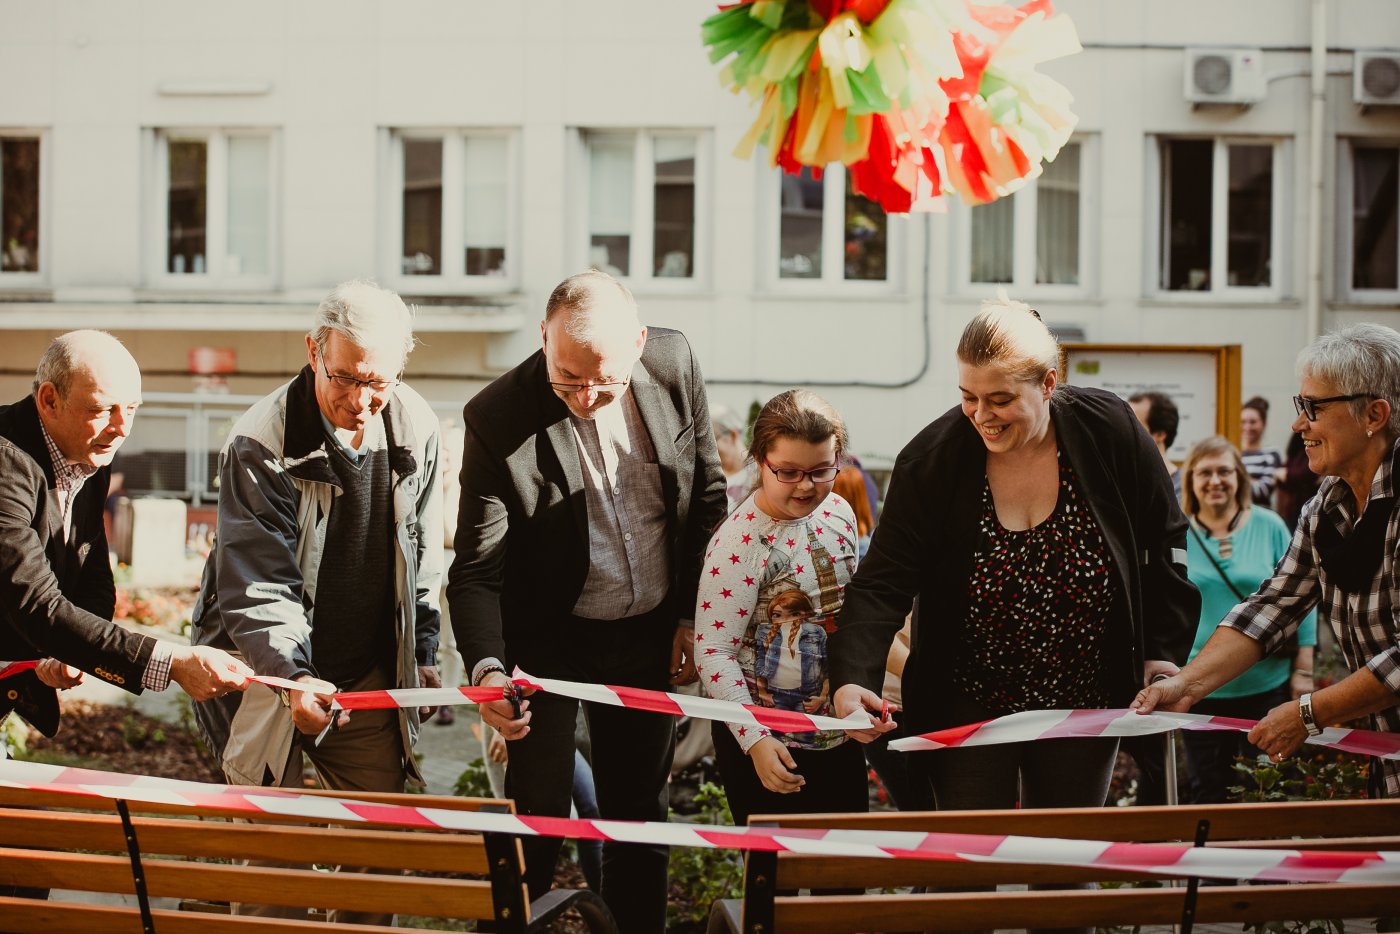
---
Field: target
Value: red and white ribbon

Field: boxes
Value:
[0,661,38,681]
[1,758,1396,886]
[250,669,869,734]
[248,674,508,710]
[890,708,1400,760]
[510,669,872,734]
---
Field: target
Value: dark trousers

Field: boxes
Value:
[863,711,937,811]
[505,610,675,934]
[916,694,1120,934]
[1120,733,1173,805]
[711,722,870,827]
[1182,683,1291,804]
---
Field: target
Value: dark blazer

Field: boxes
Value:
[447,327,727,672]
[829,384,1199,736]
[0,396,154,708]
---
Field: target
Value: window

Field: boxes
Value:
[1342,142,1399,301]
[772,163,891,288]
[389,130,515,290]
[964,141,1087,291]
[152,129,275,286]
[1156,138,1282,295]
[1,135,41,277]
[113,400,248,506]
[578,130,706,284]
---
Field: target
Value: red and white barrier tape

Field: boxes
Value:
[0,661,38,680]
[248,673,508,709]
[13,663,1396,760]
[249,669,871,734]
[509,669,872,734]
[0,758,1396,885]
[890,708,1400,760]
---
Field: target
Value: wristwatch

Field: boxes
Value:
[1298,692,1322,737]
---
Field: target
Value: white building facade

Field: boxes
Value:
[1,0,1398,500]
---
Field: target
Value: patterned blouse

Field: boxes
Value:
[953,447,1119,715]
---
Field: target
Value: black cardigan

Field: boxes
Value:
[829,384,1199,735]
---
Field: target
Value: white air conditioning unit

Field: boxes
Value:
[1355,51,1400,106]
[1184,48,1266,106]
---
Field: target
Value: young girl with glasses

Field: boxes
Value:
[694,389,868,825]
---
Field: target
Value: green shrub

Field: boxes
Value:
[453,757,494,800]
[667,782,744,928]
[0,712,29,757]
[1229,753,1370,802]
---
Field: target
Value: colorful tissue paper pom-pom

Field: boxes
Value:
[702,0,1081,213]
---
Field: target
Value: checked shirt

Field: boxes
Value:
[1220,439,1400,796]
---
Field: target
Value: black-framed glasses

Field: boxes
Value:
[548,379,629,395]
[317,355,401,394]
[763,460,840,484]
[1292,393,1377,421]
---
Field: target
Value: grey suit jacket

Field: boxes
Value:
[447,327,727,673]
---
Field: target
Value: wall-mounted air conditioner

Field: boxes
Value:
[1184,48,1266,106]
[1355,51,1400,107]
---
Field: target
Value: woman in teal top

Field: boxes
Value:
[1180,436,1317,802]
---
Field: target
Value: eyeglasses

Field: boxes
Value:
[763,460,840,484]
[548,379,629,395]
[1292,393,1377,422]
[317,355,401,394]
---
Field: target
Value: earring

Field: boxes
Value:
[1368,430,1374,438]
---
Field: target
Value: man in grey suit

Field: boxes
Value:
[0,331,251,736]
[449,270,726,932]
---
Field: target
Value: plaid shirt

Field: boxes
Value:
[1220,440,1400,797]
[38,420,173,691]
[39,421,97,541]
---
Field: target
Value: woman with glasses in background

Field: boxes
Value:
[1137,323,1400,799]
[694,389,868,825]
[831,293,1199,835]
[1177,436,1316,802]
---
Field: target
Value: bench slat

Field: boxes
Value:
[769,885,1400,933]
[0,786,504,827]
[0,846,496,919]
[0,897,401,933]
[754,799,1400,841]
[775,836,1400,889]
[0,809,490,873]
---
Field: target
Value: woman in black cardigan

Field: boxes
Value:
[830,296,1199,815]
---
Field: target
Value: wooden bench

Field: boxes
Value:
[709,800,1400,933]
[0,783,617,933]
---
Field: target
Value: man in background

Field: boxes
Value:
[1130,390,1183,497]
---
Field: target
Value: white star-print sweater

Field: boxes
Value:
[694,489,859,753]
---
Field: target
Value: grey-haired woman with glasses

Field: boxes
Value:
[1137,323,1400,798]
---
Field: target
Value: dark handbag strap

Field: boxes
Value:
[1188,519,1248,602]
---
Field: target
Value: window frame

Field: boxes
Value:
[382,127,521,295]
[0,128,49,286]
[759,160,903,296]
[145,127,280,291]
[1146,135,1290,302]
[569,127,711,292]
[1338,138,1400,305]
[954,137,1096,298]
